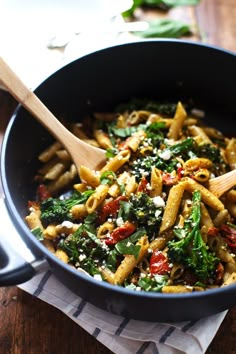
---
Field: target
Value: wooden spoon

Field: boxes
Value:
[0,57,106,171]
[208,169,236,198]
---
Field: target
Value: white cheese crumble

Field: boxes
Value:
[155,210,162,218]
[61,220,74,228]
[116,217,124,227]
[152,196,165,208]
[79,254,86,262]
[94,274,103,281]
[159,149,171,160]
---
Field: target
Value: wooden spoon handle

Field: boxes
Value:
[0,57,106,170]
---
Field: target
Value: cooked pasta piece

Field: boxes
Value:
[225,138,236,170]
[188,125,212,144]
[167,101,187,140]
[47,164,77,193]
[160,181,186,233]
[25,210,44,230]
[184,157,213,171]
[113,236,149,285]
[44,162,69,180]
[150,167,162,197]
[85,184,109,213]
[184,177,224,211]
[38,142,62,162]
[97,222,115,239]
[79,165,100,188]
[162,285,193,293]
[94,129,113,149]
[100,150,131,173]
[55,249,69,263]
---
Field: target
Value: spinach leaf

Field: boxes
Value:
[159,0,200,6]
[138,274,168,292]
[59,213,108,275]
[100,171,116,185]
[31,226,44,241]
[115,227,147,258]
[123,0,201,18]
[135,18,191,38]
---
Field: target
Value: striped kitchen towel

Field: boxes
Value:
[18,270,227,354]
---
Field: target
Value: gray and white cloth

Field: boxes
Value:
[19,271,227,354]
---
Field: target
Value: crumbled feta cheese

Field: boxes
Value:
[61,220,73,228]
[164,138,175,145]
[186,285,193,290]
[152,196,165,208]
[155,210,162,218]
[159,149,171,160]
[94,274,103,281]
[79,254,86,262]
[116,217,124,227]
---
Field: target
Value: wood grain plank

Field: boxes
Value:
[196,0,236,52]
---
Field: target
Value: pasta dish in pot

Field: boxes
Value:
[25,99,236,293]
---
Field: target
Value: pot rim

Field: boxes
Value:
[1,38,236,302]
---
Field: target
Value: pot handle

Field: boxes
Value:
[0,198,48,286]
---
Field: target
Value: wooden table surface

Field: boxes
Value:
[1,1,236,353]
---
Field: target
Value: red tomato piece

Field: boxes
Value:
[37,184,51,201]
[162,172,178,186]
[149,250,170,275]
[207,227,219,237]
[137,176,149,193]
[220,224,236,248]
[215,262,224,283]
[105,221,136,245]
[177,167,184,179]
[99,196,127,223]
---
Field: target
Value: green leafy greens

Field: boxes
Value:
[40,190,94,227]
[123,0,201,18]
[59,213,108,275]
[134,18,191,39]
[167,190,219,281]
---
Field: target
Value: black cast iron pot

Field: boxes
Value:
[1,39,236,322]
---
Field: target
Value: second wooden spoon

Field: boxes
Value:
[0,57,106,171]
[208,169,236,198]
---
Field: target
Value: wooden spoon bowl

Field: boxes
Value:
[208,169,236,198]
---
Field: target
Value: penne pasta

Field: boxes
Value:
[167,101,187,140]
[160,181,186,233]
[86,184,109,214]
[113,236,149,285]
[100,150,131,174]
[79,165,100,188]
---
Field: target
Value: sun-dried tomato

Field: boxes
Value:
[149,250,170,275]
[105,221,136,245]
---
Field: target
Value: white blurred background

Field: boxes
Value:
[0,0,133,88]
